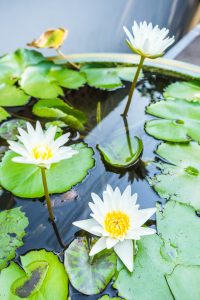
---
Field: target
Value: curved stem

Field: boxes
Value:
[122,56,145,117]
[41,167,55,222]
[56,49,80,70]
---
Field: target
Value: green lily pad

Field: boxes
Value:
[98,136,143,168]
[81,66,141,90]
[32,98,87,130]
[64,236,117,295]
[0,83,29,107]
[0,249,68,300]
[157,200,200,264]
[20,62,64,99]
[0,107,10,122]
[0,48,45,79]
[0,119,27,140]
[166,265,200,300]
[113,235,175,300]
[149,142,200,209]
[49,67,86,89]
[164,81,200,102]
[0,142,94,198]
[0,207,28,270]
[145,99,200,142]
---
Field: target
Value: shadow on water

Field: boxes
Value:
[0,72,174,299]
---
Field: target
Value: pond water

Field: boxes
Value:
[0,71,175,299]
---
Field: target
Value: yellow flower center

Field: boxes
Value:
[32,144,53,160]
[104,210,130,238]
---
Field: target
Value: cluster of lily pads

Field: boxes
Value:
[0,23,199,300]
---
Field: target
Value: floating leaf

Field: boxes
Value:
[164,81,200,102]
[0,249,68,300]
[145,99,200,142]
[28,28,68,49]
[0,207,28,270]
[149,142,200,209]
[0,119,27,141]
[98,136,143,168]
[0,48,45,79]
[32,98,87,130]
[45,120,67,138]
[0,142,94,198]
[64,236,116,295]
[113,235,175,300]
[0,107,10,122]
[0,83,29,107]
[81,66,140,90]
[20,62,64,99]
[49,67,86,89]
[157,200,200,264]
[166,265,200,300]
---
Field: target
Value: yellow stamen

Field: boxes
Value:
[104,210,130,238]
[32,144,53,160]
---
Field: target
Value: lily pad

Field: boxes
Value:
[166,265,200,300]
[113,235,175,300]
[0,119,27,140]
[64,236,117,295]
[98,136,143,168]
[81,66,141,90]
[20,62,64,99]
[164,81,200,101]
[0,107,10,122]
[0,83,29,107]
[98,296,123,300]
[0,249,68,300]
[149,142,200,209]
[0,142,94,198]
[157,200,200,264]
[32,98,87,130]
[145,99,200,142]
[0,207,28,270]
[49,67,86,89]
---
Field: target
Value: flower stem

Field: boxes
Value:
[41,167,55,222]
[56,49,80,70]
[122,56,145,117]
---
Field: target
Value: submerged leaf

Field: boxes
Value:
[32,98,87,130]
[98,136,143,168]
[27,28,68,49]
[0,249,68,300]
[0,207,28,270]
[149,142,200,209]
[145,99,200,142]
[64,236,116,295]
[0,119,27,140]
[166,265,200,300]
[0,142,94,198]
[164,81,200,102]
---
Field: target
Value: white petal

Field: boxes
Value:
[8,141,28,156]
[89,237,107,256]
[44,126,57,144]
[35,121,44,139]
[134,227,156,236]
[106,237,119,249]
[134,207,156,227]
[72,219,101,236]
[52,133,70,149]
[114,240,134,272]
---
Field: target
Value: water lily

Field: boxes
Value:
[73,185,156,272]
[8,121,78,169]
[122,21,174,116]
[8,121,78,222]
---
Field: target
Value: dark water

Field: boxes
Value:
[0,72,175,299]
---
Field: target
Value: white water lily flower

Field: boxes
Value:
[8,121,78,169]
[124,21,175,58]
[73,185,156,272]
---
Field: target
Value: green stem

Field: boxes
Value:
[122,56,145,117]
[96,101,101,125]
[123,116,133,157]
[56,49,80,70]
[41,167,55,222]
